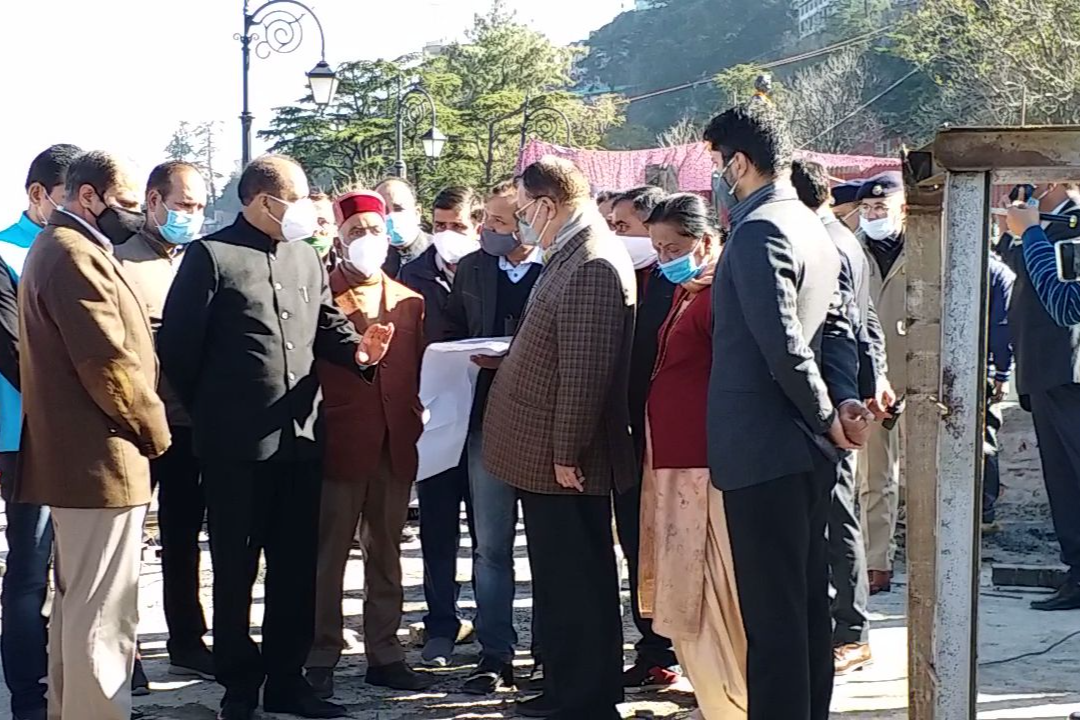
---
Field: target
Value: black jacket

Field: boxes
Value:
[629,267,676,472]
[399,245,456,346]
[445,249,543,429]
[159,215,363,463]
[383,232,433,280]
[708,184,842,491]
[823,215,887,400]
[0,257,19,390]
[1000,199,1080,397]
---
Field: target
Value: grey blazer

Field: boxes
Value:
[708,184,841,491]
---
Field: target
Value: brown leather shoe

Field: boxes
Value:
[869,570,892,595]
[834,643,872,675]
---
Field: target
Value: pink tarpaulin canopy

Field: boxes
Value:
[516,139,902,193]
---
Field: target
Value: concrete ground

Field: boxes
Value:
[2,402,1079,719]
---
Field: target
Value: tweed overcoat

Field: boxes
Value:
[482,222,637,496]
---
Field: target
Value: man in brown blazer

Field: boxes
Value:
[483,157,637,720]
[305,190,431,697]
[18,150,171,720]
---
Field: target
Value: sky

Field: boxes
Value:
[0,0,626,216]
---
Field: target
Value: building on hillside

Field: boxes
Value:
[795,0,920,39]
[423,39,448,58]
[795,0,838,38]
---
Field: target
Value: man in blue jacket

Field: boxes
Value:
[0,143,81,720]
[1003,196,1080,610]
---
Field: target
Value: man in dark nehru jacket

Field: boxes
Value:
[160,155,394,720]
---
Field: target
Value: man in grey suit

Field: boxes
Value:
[705,104,866,720]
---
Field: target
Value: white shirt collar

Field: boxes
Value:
[61,209,113,253]
[499,246,543,283]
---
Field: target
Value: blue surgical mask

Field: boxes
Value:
[155,203,204,245]
[658,243,704,285]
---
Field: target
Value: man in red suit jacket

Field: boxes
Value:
[305,190,432,697]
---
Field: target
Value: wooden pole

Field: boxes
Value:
[904,164,944,720]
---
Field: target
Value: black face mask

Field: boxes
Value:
[94,204,145,246]
[480,227,521,257]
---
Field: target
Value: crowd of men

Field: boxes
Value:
[1,99,1079,720]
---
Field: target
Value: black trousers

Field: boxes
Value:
[521,491,623,720]
[613,481,677,669]
[202,459,322,704]
[152,427,209,654]
[828,451,870,646]
[982,381,1004,523]
[725,461,836,720]
[1029,384,1080,573]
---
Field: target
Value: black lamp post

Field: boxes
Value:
[519,93,573,152]
[238,0,339,168]
[391,79,446,180]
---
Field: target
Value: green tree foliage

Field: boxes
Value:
[164,121,226,202]
[890,0,1080,131]
[260,1,623,207]
[164,121,198,163]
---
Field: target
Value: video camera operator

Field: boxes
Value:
[1000,182,1080,611]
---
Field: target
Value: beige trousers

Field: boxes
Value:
[671,486,748,720]
[48,505,146,720]
[857,419,902,571]
[308,456,412,669]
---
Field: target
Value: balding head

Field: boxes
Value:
[375,177,419,215]
[240,155,312,241]
[239,155,308,207]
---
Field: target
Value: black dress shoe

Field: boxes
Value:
[1031,582,1080,611]
[264,684,349,718]
[168,644,215,680]
[306,667,335,699]
[131,658,150,696]
[366,660,436,691]
[217,700,255,720]
[516,692,561,718]
[462,657,516,695]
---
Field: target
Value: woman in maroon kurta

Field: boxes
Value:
[638,194,747,719]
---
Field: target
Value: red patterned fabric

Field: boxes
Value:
[517,140,901,193]
[333,190,386,225]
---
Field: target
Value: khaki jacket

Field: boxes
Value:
[114,229,189,426]
[16,213,170,508]
[862,237,906,393]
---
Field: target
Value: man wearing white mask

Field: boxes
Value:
[609,186,683,692]
[855,172,905,597]
[304,190,431,697]
[160,155,394,720]
[376,178,431,279]
[115,161,214,687]
[399,185,483,667]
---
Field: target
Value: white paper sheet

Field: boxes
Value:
[416,337,511,481]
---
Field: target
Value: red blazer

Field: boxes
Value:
[646,286,713,469]
[319,269,425,483]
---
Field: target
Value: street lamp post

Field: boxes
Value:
[391,78,446,180]
[237,0,339,168]
[519,93,574,152]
